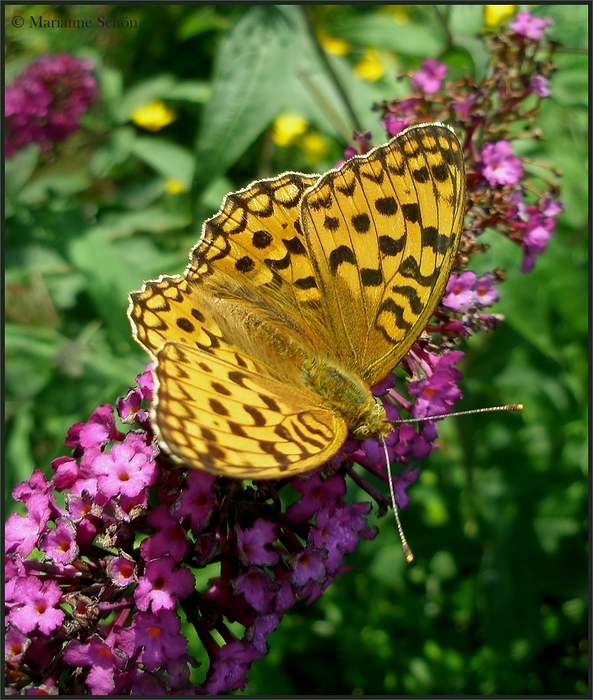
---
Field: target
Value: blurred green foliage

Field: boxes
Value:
[5,4,588,695]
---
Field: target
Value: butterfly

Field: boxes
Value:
[128,123,466,480]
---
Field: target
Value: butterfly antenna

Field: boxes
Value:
[382,438,414,563]
[392,403,523,425]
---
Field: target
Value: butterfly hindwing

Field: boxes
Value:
[152,342,348,479]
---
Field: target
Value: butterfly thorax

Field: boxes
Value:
[298,353,392,441]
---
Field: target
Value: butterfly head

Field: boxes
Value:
[351,400,393,441]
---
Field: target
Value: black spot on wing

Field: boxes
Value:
[402,203,420,223]
[235,256,255,273]
[228,421,248,438]
[283,236,307,255]
[201,426,217,442]
[252,230,273,249]
[379,235,405,257]
[336,179,356,197]
[422,226,451,254]
[375,196,398,216]
[259,441,289,463]
[329,245,356,273]
[205,442,226,461]
[431,163,449,182]
[391,285,424,314]
[360,168,385,186]
[245,405,266,426]
[308,193,332,211]
[399,256,440,286]
[265,251,291,272]
[295,276,318,290]
[324,216,340,232]
[209,398,229,416]
[176,317,195,333]
[228,371,249,386]
[274,424,293,441]
[211,381,231,397]
[361,268,383,287]
[234,354,248,369]
[191,308,205,323]
[259,394,280,412]
[412,166,430,184]
[351,212,371,233]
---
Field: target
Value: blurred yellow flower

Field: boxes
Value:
[131,101,176,131]
[484,5,516,28]
[318,33,350,56]
[164,178,187,194]
[272,114,308,147]
[381,5,409,24]
[354,49,384,82]
[300,132,330,165]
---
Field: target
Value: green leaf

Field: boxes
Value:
[167,81,211,103]
[132,137,195,189]
[5,405,37,501]
[5,328,59,402]
[19,173,92,206]
[550,55,589,107]
[194,6,305,185]
[501,234,586,361]
[91,207,190,240]
[89,126,136,178]
[533,517,579,554]
[448,4,485,36]
[82,342,148,385]
[543,4,589,49]
[177,6,229,40]
[332,14,445,56]
[68,229,137,342]
[96,65,124,122]
[110,237,188,281]
[5,144,40,195]
[5,55,34,84]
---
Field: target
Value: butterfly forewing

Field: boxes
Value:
[300,123,466,386]
[185,172,337,353]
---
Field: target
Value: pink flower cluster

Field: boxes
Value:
[509,11,554,40]
[410,59,448,94]
[4,303,488,694]
[5,53,97,158]
[443,272,499,313]
[4,368,384,694]
[512,194,563,273]
[481,141,524,187]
